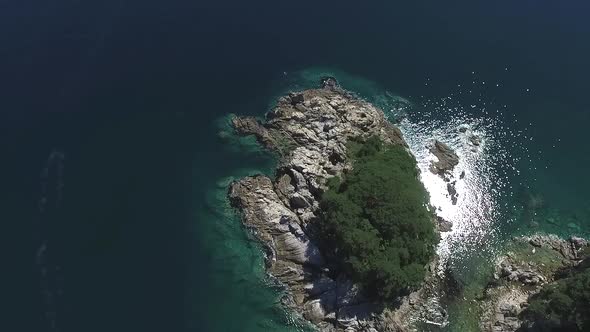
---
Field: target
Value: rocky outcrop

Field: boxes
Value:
[227,80,425,331]
[428,140,460,205]
[525,234,588,261]
[429,140,459,176]
[436,216,453,233]
[480,235,589,332]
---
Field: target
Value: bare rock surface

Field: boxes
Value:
[428,140,460,205]
[429,140,459,176]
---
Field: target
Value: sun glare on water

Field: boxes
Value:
[392,93,529,272]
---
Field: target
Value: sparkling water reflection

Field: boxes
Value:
[392,94,529,273]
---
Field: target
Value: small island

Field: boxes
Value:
[228,78,440,331]
[226,78,590,332]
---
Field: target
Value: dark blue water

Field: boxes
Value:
[1,1,589,331]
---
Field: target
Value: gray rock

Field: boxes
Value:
[429,140,459,176]
[290,193,310,209]
[447,182,458,205]
[570,236,588,249]
[526,234,588,260]
[228,176,324,268]
[231,116,277,149]
[469,134,482,146]
[337,303,379,328]
[289,92,305,105]
[336,278,363,308]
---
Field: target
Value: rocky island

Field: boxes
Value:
[227,78,442,331]
[225,78,590,332]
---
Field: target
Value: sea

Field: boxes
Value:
[1,1,589,331]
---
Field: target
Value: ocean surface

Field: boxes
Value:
[1,1,590,331]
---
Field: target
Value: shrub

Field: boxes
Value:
[523,266,590,331]
[319,136,438,300]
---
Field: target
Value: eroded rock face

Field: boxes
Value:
[228,83,411,331]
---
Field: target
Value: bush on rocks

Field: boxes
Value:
[318,136,438,300]
[523,265,590,331]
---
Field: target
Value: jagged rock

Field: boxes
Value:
[525,234,590,260]
[447,182,458,205]
[321,76,340,89]
[482,235,590,332]
[289,92,305,105]
[275,172,295,206]
[231,116,277,149]
[228,176,324,268]
[469,134,482,146]
[429,140,459,176]
[570,236,588,249]
[337,303,380,329]
[436,216,453,232]
[290,193,310,209]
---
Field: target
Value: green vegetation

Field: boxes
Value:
[318,136,438,300]
[523,265,590,331]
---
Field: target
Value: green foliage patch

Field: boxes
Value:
[318,136,438,300]
[523,266,590,331]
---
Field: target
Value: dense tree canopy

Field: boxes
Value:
[523,265,590,331]
[319,136,438,300]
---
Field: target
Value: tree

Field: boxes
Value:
[523,265,590,331]
[318,136,438,300]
